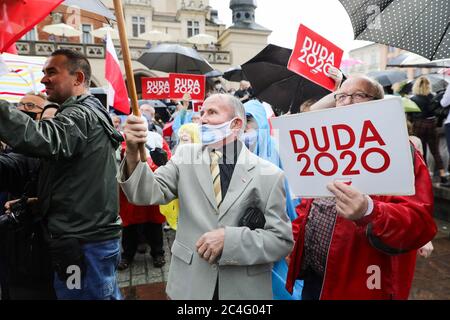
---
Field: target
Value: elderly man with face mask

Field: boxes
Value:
[118,93,293,300]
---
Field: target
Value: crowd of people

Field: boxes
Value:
[0,48,447,300]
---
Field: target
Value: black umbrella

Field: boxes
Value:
[223,66,247,82]
[138,44,213,75]
[241,44,330,113]
[204,70,223,78]
[339,0,450,60]
[387,59,450,69]
[367,70,407,87]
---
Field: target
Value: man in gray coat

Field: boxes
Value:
[118,94,293,300]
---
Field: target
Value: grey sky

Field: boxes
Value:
[209,0,372,55]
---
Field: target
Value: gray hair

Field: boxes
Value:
[360,76,385,100]
[218,93,247,136]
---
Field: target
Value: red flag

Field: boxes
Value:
[0,0,63,53]
[105,31,130,114]
[5,43,17,54]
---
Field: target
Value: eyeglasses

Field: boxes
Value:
[334,92,374,103]
[18,102,43,111]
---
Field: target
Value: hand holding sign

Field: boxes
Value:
[327,181,368,221]
[288,24,343,91]
[325,66,344,91]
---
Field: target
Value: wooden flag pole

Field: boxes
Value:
[113,0,146,162]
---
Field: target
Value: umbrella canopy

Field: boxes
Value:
[139,30,172,42]
[388,58,450,69]
[241,44,331,114]
[91,26,119,40]
[187,33,217,45]
[43,23,82,37]
[0,53,46,103]
[137,44,213,75]
[223,65,247,82]
[204,70,223,78]
[367,70,407,87]
[339,0,450,60]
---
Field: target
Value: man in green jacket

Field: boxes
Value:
[0,49,123,300]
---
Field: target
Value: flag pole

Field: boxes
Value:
[113,0,146,162]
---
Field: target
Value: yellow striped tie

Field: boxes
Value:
[210,150,223,206]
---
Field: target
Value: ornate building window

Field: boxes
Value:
[132,16,146,37]
[187,20,200,38]
[82,24,93,44]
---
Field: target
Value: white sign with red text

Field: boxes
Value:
[271,98,415,197]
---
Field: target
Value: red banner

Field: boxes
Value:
[169,73,206,101]
[288,24,344,91]
[141,77,170,100]
[192,101,203,112]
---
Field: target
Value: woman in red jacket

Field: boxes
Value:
[286,75,437,299]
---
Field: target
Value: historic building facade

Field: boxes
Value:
[15,0,271,94]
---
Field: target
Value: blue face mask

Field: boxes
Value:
[242,130,258,150]
[201,118,236,145]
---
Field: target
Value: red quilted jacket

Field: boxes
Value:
[286,148,437,300]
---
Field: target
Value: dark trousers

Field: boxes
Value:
[121,223,164,261]
[445,123,450,171]
[413,118,445,170]
[301,270,323,300]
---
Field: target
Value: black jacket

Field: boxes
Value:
[410,94,435,119]
[0,95,123,242]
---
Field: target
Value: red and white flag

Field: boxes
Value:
[105,31,130,114]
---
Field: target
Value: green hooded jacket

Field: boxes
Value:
[0,95,123,242]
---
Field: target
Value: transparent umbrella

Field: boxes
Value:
[43,23,82,37]
[91,26,119,40]
[140,30,172,42]
[187,33,217,45]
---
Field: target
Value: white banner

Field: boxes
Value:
[271,98,415,197]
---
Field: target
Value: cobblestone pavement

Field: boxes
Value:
[119,220,450,300]
[119,228,175,300]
